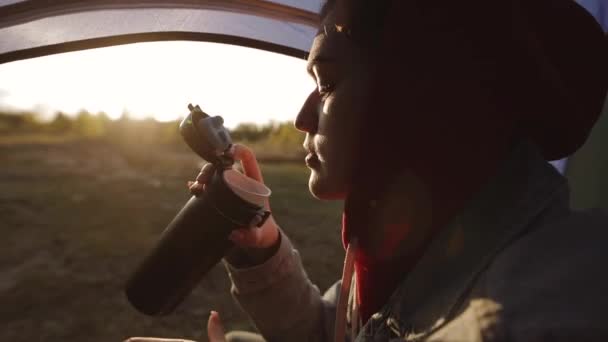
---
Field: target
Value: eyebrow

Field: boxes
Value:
[306,55,336,77]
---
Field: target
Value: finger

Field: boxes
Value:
[189,181,205,195]
[229,228,261,247]
[187,181,195,188]
[230,144,263,183]
[124,338,196,342]
[207,311,227,342]
[196,163,215,183]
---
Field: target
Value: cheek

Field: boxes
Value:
[322,81,368,158]
[318,100,357,171]
[311,84,369,199]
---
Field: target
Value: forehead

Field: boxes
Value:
[307,14,357,66]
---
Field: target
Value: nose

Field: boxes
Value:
[294,90,320,133]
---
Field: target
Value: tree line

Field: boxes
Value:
[0,110,304,160]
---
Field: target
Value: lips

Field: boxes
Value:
[305,152,321,168]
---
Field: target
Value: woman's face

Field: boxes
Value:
[295,12,373,200]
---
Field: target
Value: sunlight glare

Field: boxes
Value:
[0,41,315,127]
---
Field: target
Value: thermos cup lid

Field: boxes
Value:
[223,169,271,207]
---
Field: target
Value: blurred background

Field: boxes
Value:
[0,42,345,341]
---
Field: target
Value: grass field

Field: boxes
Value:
[0,138,344,341]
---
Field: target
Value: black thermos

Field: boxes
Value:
[125,104,270,316]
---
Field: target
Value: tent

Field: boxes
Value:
[578,0,606,31]
[566,0,608,210]
[0,0,321,64]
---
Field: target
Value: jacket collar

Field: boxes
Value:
[357,141,569,339]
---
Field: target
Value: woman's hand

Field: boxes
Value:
[188,144,280,264]
[207,311,227,342]
[124,311,227,342]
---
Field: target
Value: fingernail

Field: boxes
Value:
[227,145,236,156]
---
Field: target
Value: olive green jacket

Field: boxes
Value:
[224,142,608,341]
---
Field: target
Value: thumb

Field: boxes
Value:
[207,311,227,342]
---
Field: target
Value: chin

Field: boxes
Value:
[308,171,347,201]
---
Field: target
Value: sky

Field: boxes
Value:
[0,41,314,128]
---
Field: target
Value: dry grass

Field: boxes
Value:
[0,139,343,341]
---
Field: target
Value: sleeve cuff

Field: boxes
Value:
[223,230,300,294]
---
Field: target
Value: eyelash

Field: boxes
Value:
[318,83,334,100]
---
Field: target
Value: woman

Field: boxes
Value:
[129,0,608,341]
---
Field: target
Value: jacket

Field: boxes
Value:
[224,142,608,341]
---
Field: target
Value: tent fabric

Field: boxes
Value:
[0,0,319,30]
[0,8,316,63]
[0,0,321,64]
[565,0,608,210]
[577,0,607,30]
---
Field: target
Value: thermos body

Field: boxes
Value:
[125,169,267,316]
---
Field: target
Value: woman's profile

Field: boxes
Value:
[128,0,608,341]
